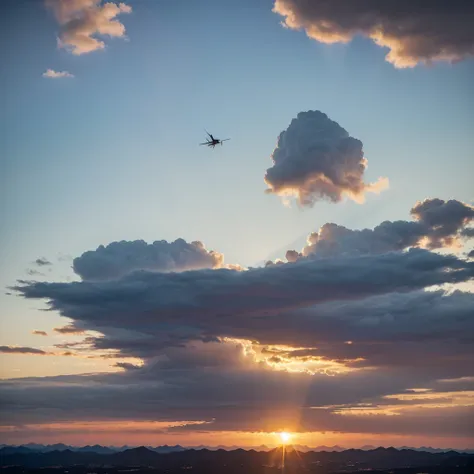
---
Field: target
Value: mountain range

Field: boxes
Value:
[1,445,473,471]
[1,443,473,454]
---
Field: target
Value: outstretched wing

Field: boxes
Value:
[221,138,230,142]
[200,142,211,146]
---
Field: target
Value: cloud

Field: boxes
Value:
[12,250,474,339]
[54,324,86,335]
[32,330,48,336]
[26,269,45,277]
[264,111,388,207]
[282,198,474,260]
[52,287,474,376]
[45,0,132,55]
[4,198,474,442]
[114,362,142,371]
[462,228,474,238]
[72,238,225,281]
[42,69,74,79]
[0,346,48,355]
[35,257,52,266]
[1,342,473,438]
[411,198,474,248]
[273,0,474,68]
[2,288,474,438]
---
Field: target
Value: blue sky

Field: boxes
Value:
[2,0,474,369]
[1,0,474,447]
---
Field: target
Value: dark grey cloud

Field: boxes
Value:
[1,347,472,437]
[32,330,48,336]
[283,199,474,260]
[114,362,142,371]
[0,346,47,355]
[463,228,474,238]
[35,257,52,266]
[264,111,388,207]
[73,239,224,281]
[411,198,474,248]
[273,0,474,68]
[12,250,474,340]
[221,289,474,351]
[55,288,473,380]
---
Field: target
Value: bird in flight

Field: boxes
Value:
[200,130,230,148]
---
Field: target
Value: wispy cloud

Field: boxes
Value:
[54,325,85,335]
[45,0,132,55]
[0,346,48,355]
[32,331,48,337]
[42,69,74,79]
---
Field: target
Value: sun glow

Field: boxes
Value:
[279,431,292,444]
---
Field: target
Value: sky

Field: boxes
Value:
[1,0,474,450]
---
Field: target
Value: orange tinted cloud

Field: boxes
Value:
[273,0,474,68]
[46,0,132,55]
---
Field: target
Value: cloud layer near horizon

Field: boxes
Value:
[273,0,474,68]
[2,197,474,441]
[264,111,388,207]
[45,0,132,55]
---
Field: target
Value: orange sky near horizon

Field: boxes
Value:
[1,421,473,450]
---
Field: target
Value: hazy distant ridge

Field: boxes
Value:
[1,443,473,454]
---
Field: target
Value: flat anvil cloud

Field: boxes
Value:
[264,111,388,207]
[13,250,474,330]
[273,0,474,68]
[45,0,132,55]
[72,288,474,377]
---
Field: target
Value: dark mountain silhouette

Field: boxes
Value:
[1,445,473,471]
[147,445,185,454]
[0,447,34,455]
[1,444,116,454]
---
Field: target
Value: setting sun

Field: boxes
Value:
[279,432,292,444]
